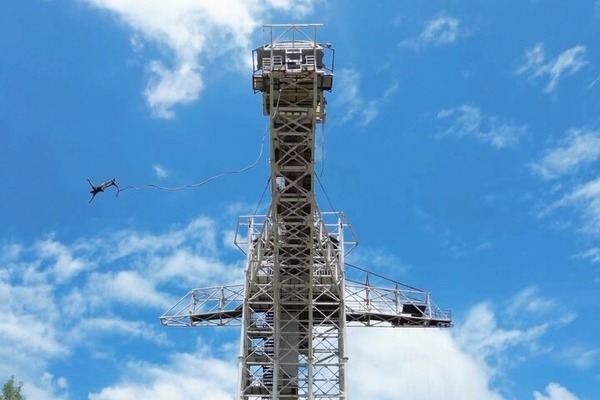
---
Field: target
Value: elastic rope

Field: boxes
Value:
[117,89,283,196]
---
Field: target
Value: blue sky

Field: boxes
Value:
[1,1,599,399]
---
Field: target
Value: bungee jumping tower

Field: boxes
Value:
[160,24,451,400]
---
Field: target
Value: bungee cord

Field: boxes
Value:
[116,127,267,196]
[88,89,341,210]
[112,89,283,198]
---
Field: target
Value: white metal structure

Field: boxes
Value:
[161,24,451,400]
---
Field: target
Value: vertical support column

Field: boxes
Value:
[338,216,348,399]
[245,24,337,400]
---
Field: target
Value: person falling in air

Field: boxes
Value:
[87,178,119,203]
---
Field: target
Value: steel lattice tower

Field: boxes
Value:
[161,24,452,400]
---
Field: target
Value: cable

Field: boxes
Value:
[252,177,271,215]
[316,175,336,212]
[117,89,283,197]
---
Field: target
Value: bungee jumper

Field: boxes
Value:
[87,178,119,203]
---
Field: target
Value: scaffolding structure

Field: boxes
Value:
[161,24,451,400]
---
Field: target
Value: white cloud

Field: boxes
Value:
[561,346,600,368]
[129,34,144,54]
[1,224,576,400]
[22,372,69,400]
[509,286,557,316]
[587,73,600,90]
[85,270,171,309]
[0,214,242,399]
[421,16,463,44]
[516,43,587,93]
[144,61,202,118]
[334,68,366,124]
[531,127,600,247]
[556,177,600,236]
[155,248,243,286]
[437,104,527,148]
[89,296,560,400]
[88,346,238,400]
[0,262,70,399]
[74,317,168,345]
[577,247,600,263]
[36,236,93,282]
[532,129,600,179]
[0,301,68,360]
[109,216,218,260]
[455,302,549,368]
[346,246,411,280]
[347,294,570,400]
[152,164,169,179]
[400,15,468,50]
[534,382,580,400]
[347,328,505,400]
[334,68,398,126]
[82,1,316,118]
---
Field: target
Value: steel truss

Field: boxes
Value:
[161,24,451,400]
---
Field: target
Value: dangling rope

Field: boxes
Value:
[116,90,283,197]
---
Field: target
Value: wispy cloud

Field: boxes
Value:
[152,163,169,179]
[554,177,600,236]
[516,43,587,93]
[509,286,558,316]
[531,129,600,180]
[534,382,580,400]
[437,104,527,148]
[560,346,600,368]
[74,317,168,345]
[588,73,600,90]
[83,1,316,118]
[346,246,412,281]
[576,247,600,263]
[333,68,398,127]
[400,15,469,50]
[531,127,600,255]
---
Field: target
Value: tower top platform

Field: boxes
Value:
[252,24,334,92]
